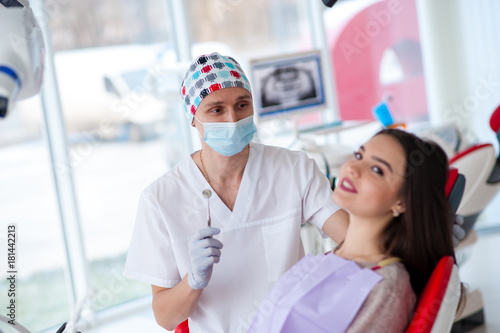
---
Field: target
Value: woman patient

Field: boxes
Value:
[249,128,461,333]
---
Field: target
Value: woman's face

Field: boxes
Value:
[333,134,407,219]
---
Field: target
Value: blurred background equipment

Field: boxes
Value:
[0,0,44,118]
[322,0,337,8]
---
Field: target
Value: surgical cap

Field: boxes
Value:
[180,52,252,121]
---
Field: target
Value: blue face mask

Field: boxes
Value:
[195,115,257,156]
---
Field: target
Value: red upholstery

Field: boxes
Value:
[175,319,189,333]
[445,168,458,198]
[449,143,492,164]
[405,256,455,333]
[489,104,500,133]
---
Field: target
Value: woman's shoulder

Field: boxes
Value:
[377,262,410,279]
[375,262,413,291]
[355,261,411,291]
[346,262,416,333]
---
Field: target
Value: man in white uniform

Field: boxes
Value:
[124,52,349,332]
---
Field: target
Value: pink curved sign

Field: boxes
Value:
[327,0,428,122]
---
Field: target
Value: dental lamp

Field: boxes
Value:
[0,0,45,118]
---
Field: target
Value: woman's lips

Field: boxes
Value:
[339,177,357,193]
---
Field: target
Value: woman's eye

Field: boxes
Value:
[353,152,362,160]
[372,166,384,175]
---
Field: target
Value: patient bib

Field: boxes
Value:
[248,253,383,333]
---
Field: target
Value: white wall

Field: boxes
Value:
[417,0,500,148]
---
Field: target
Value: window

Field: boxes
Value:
[46,0,173,315]
[2,0,175,330]
[0,97,70,331]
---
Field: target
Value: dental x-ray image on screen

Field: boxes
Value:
[250,51,326,120]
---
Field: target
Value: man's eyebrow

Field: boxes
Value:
[360,145,393,173]
[203,94,251,108]
[235,94,252,102]
[202,100,224,108]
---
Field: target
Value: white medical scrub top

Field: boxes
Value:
[124,142,340,333]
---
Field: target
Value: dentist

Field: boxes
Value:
[124,53,349,332]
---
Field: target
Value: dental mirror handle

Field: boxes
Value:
[202,189,212,228]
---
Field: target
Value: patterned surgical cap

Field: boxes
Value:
[180,52,251,121]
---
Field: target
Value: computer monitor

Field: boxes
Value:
[249,50,326,123]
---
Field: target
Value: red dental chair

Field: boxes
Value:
[406,256,461,333]
[175,320,189,333]
[449,104,500,236]
[175,168,466,333]
[442,106,500,332]
[404,167,464,333]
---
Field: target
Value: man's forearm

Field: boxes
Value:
[322,208,349,244]
[151,274,203,330]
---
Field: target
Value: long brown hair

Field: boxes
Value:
[377,129,455,296]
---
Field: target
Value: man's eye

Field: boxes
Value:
[372,166,384,175]
[353,152,362,160]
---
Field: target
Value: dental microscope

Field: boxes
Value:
[0,0,45,119]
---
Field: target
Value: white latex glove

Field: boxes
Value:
[187,227,223,290]
[452,214,466,247]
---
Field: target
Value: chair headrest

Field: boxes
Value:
[445,168,458,198]
[446,167,465,214]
